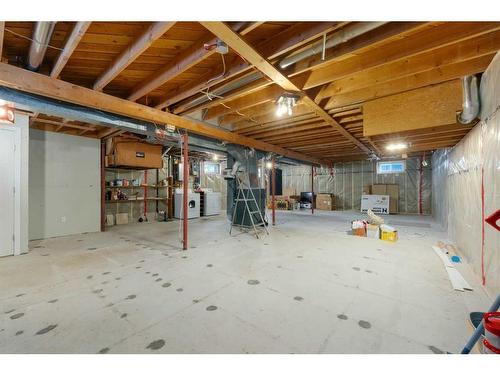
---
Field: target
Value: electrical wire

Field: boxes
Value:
[4,28,64,51]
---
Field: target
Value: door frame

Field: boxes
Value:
[0,124,22,256]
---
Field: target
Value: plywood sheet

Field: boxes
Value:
[363,80,462,136]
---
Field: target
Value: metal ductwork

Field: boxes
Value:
[279,22,387,70]
[457,75,480,125]
[27,22,57,71]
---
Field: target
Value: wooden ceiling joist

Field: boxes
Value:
[93,22,176,91]
[0,62,324,165]
[156,22,339,110]
[51,22,92,79]
[305,22,500,92]
[0,22,4,60]
[199,21,373,156]
[324,53,494,110]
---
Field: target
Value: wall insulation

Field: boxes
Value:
[432,53,500,295]
[281,156,432,214]
[200,160,227,211]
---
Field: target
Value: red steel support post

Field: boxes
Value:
[311,165,314,214]
[182,133,189,250]
[272,157,276,226]
[100,142,106,232]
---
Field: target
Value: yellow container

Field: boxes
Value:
[380,230,398,242]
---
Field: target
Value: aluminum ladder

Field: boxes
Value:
[229,173,269,239]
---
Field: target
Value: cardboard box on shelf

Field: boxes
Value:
[316,193,335,210]
[110,141,163,169]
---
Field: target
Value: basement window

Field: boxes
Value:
[204,162,221,175]
[377,160,406,174]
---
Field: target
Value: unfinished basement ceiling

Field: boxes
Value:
[1,21,499,163]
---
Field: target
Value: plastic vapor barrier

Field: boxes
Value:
[281,156,432,214]
[432,52,500,295]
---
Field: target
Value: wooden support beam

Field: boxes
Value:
[93,22,176,91]
[51,22,91,78]
[128,22,253,103]
[319,29,500,100]
[199,22,373,155]
[304,22,500,91]
[324,53,494,110]
[0,22,4,60]
[0,62,323,165]
[155,22,339,110]
[204,85,283,120]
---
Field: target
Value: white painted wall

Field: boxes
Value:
[0,112,29,255]
[29,129,100,240]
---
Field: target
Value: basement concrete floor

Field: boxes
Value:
[0,210,492,354]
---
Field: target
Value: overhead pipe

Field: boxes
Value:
[27,22,57,71]
[457,75,480,125]
[279,22,387,70]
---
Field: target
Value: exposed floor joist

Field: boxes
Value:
[199,21,374,156]
[0,62,324,165]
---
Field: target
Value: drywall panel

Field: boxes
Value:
[29,130,100,240]
[364,80,462,136]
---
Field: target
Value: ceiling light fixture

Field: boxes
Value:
[276,93,300,117]
[265,161,273,169]
[386,142,408,151]
[0,100,15,124]
[212,154,219,161]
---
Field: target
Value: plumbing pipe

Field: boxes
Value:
[27,22,57,71]
[279,22,387,69]
[458,75,480,125]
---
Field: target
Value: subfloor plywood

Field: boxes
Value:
[0,210,492,354]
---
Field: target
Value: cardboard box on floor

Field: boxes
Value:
[372,184,399,213]
[316,193,336,210]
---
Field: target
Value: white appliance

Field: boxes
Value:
[174,193,200,219]
[204,192,221,216]
[360,194,390,215]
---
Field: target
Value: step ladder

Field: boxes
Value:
[229,172,269,239]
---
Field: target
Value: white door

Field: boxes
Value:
[0,128,15,257]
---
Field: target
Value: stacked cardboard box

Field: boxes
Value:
[371,184,399,214]
[316,193,336,210]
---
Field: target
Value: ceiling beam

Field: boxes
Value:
[324,53,493,110]
[155,22,339,110]
[199,21,373,156]
[0,62,324,165]
[0,22,4,60]
[204,84,283,120]
[93,22,176,91]
[304,22,500,91]
[51,22,91,78]
[128,22,254,103]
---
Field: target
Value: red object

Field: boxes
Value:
[182,133,189,250]
[481,167,485,285]
[311,165,315,214]
[271,158,276,226]
[483,339,500,354]
[484,312,500,337]
[418,153,424,215]
[143,170,148,219]
[100,142,106,232]
[485,209,500,231]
